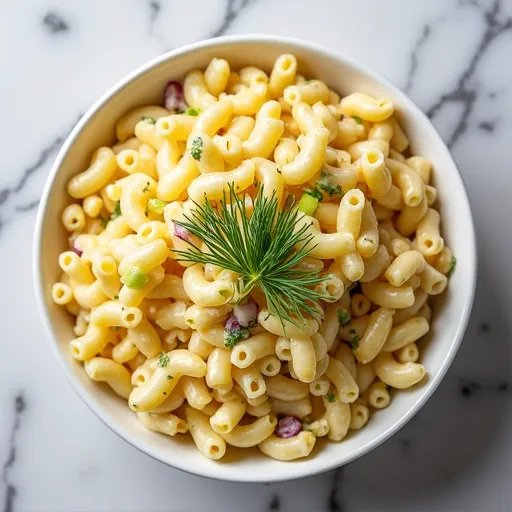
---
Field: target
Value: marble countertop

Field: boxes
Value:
[1,0,512,510]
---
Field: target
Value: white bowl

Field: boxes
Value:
[33,35,476,482]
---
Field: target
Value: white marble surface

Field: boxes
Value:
[1,0,512,510]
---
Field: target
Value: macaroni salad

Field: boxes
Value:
[52,54,456,461]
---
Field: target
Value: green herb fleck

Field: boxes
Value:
[158,353,170,367]
[142,181,151,193]
[184,108,200,116]
[110,201,122,221]
[114,295,119,300]
[447,256,457,277]
[337,309,351,327]
[224,326,250,350]
[352,116,363,124]
[350,334,361,349]
[167,375,174,380]
[186,319,195,325]
[132,404,138,408]
[304,188,323,201]
[121,307,125,311]
[327,393,336,403]
[141,116,156,124]
[99,216,109,229]
[190,136,203,161]
[316,170,342,197]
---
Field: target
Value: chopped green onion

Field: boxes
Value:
[158,353,170,367]
[224,316,250,349]
[447,256,457,277]
[337,309,351,327]
[99,216,109,228]
[141,116,156,124]
[316,170,342,196]
[350,334,361,349]
[190,136,203,161]
[298,193,319,216]
[110,201,122,220]
[305,188,323,201]
[147,198,166,214]
[121,267,149,289]
[327,393,336,403]
[352,116,363,124]
[224,327,249,350]
[184,108,200,116]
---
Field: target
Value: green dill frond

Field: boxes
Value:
[172,185,332,331]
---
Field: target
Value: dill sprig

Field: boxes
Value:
[173,185,332,329]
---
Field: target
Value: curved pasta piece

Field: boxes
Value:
[252,157,284,208]
[340,92,394,122]
[257,309,318,340]
[361,281,414,309]
[221,414,277,448]
[156,154,200,202]
[116,105,168,142]
[137,411,188,436]
[242,117,284,159]
[258,431,316,461]
[185,406,226,459]
[294,214,355,260]
[184,70,217,109]
[67,148,117,199]
[187,160,255,204]
[265,374,309,401]
[372,352,426,389]
[353,308,395,364]
[84,357,133,399]
[323,394,351,441]
[182,264,235,307]
[119,173,157,231]
[129,350,206,411]
[281,126,329,185]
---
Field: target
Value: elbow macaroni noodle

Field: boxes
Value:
[53,54,453,462]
